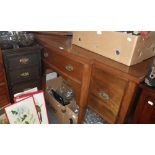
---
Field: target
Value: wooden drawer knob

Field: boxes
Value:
[65,64,74,72]
[98,91,110,102]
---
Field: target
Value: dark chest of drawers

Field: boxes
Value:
[2,45,42,100]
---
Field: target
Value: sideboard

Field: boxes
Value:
[34,32,154,123]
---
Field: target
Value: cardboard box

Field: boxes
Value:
[72,31,155,66]
[45,77,78,124]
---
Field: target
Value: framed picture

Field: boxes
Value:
[14,91,49,124]
[5,97,40,124]
[14,87,38,98]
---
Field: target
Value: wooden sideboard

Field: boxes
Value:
[0,49,10,107]
[34,32,154,123]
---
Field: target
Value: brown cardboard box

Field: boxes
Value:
[72,31,155,66]
[45,77,78,124]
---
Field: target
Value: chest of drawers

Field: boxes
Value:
[0,50,10,107]
[2,46,42,100]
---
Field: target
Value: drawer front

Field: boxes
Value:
[88,66,127,123]
[4,51,41,70]
[43,48,83,81]
[0,86,9,107]
[8,67,41,85]
[134,90,155,124]
[10,80,42,97]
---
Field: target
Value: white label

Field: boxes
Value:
[97,31,102,35]
[127,37,132,42]
[59,46,64,50]
[148,101,154,106]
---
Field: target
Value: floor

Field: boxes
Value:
[46,103,60,124]
[46,102,107,124]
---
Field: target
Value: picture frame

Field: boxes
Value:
[14,91,49,124]
[5,97,40,124]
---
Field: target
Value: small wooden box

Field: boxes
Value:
[72,31,155,66]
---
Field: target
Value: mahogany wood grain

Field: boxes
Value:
[77,64,91,123]
[43,47,84,82]
[133,85,155,123]
[0,49,10,107]
[88,66,127,123]
[116,81,138,123]
[0,64,4,83]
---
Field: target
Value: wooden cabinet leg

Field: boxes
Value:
[78,106,86,123]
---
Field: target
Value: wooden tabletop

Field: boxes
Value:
[34,32,155,84]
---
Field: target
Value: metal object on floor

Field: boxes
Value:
[84,107,107,124]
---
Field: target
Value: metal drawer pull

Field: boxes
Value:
[44,52,49,58]
[99,91,110,102]
[148,101,154,106]
[19,58,29,64]
[20,72,30,77]
[65,64,74,72]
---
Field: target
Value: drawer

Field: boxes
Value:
[8,66,41,85]
[43,48,83,81]
[134,89,155,123]
[88,66,127,123]
[10,80,42,97]
[0,86,9,107]
[4,51,41,70]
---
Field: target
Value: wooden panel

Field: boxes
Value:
[0,86,9,107]
[43,47,84,82]
[34,33,72,51]
[116,81,137,123]
[0,65,5,83]
[88,66,127,123]
[0,50,10,107]
[8,66,41,85]
[134,89,155,123]
[10,80,42,96]
[5,51,41,70]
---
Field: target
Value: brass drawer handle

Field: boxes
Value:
[65,64,74,72]
[44,52,49,58]
[19,58,29,64]
[20,72,30,77]
[98,91,110,102]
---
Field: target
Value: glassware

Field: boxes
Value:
[56,81,74,104]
